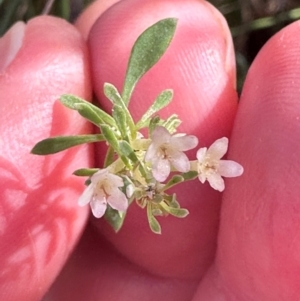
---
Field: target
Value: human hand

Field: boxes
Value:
[1,1,299,300]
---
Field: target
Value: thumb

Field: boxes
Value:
[0,16,92,301]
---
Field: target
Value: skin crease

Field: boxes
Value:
[0,1,299,301]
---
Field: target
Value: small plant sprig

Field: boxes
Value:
[31,18,244,234]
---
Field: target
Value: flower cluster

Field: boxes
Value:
[31,18,244,234]
[77,124,243,233]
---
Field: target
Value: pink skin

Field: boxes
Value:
[0,0,299,300]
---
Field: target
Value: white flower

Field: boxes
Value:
[78,169,128,218]
[196,137,243,192]
[145,126,198,182]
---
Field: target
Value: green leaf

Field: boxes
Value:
[160,201,189,218]
[149,116,161,135]
[152,209,164,216]
[162,114,181,133]
[103,83,123,105]
[60,94,90,109]
[31,134,104,155]
[112,104,128,138]
[100,125,130,168]
[100,124,120,150]
[60,94,116,127]
[167,207,189,218]
[122,18,178,105]
[104,146,115,168]
[182,170,198,181]
[119,140,139,164]
[73,168,99,176]
[104,206,127,232]
[136,89,173,129]
[73,103,105,127]
[119,140,147,178]
[164,194,180,208]
[147,203,161,234]
[162,174,184,191]
[104,83,135,137]
[152,194,164,204]
[161,171,198,192]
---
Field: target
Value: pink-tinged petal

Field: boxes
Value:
[90,168,108,183]
[152,157,170,182]
[151,126,171,146]
[196,147,207,162]
[103,181,114,195]
[198,173,206,184]
[107,173,124,187]
[90,197,107,218]
[207,173,225,192]
[107,190,128,212]
[207,137,228,160]
[168,149,190,172]
[218,160,244,177]
[78,184,94,206]
[171,135,198,151]
[145,143,158,162]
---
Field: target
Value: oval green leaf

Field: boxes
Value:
[147,203,162,234]
[122,18,178,105]
[60,94,116,127]
[31,134,104,155]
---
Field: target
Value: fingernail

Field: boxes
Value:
[0,21,26,72]
[202,1,236,81]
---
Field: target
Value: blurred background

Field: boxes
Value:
[0,0,300,92]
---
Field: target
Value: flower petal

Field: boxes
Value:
[90,198,107,218]
[107,173,124,188]
[145,143,158,162]
[152,157,170,182]
[107,190,128,212]
[78,184,94,206]
[207,137,228,160]
[170,135,198,151]
[198,173,206,183]
[218,160,244,178]
[207,173,225,192]
[196,147,207,162]
[168,149,190,172]
[151,126,171,146]
[90,169,108,183]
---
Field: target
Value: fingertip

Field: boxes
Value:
[87,0,237,280]
[201,0,236,81]
[75,0,121,40]
[0,15,92,301]
[89,0,237,143]
[216,20,300,299]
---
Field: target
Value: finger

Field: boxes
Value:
[75,0,121,40]
[45,224,198,301]
[0,16,92,301]
[88,0,237,279]
[194,20,300,299]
